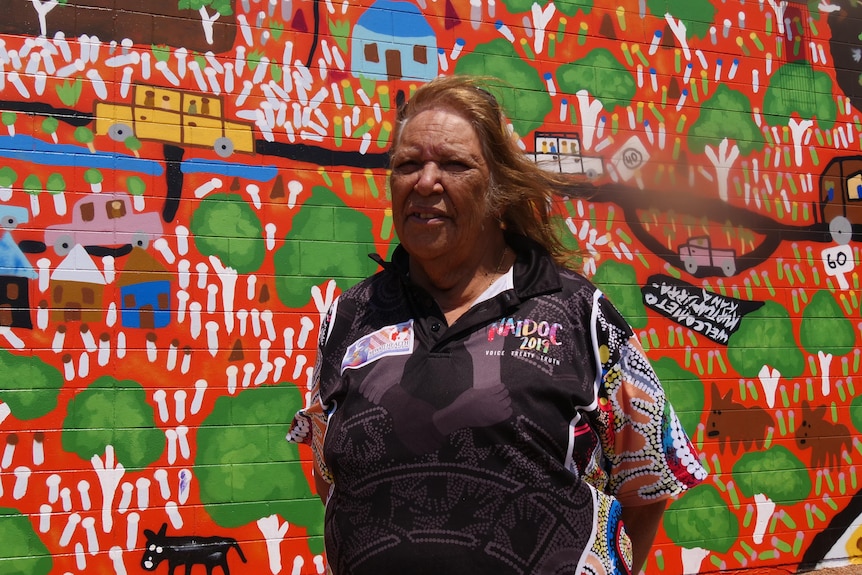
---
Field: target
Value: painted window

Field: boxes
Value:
[107,199,127,219]
[80,202,95,222]
[365,43,379,63]
[413,45,427,64]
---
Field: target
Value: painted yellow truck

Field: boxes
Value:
[95,85,255,157]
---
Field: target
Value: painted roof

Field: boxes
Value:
[118,247,172,286]
[356,0,433,37]
[51,244,107,285]
[0,232,37,279]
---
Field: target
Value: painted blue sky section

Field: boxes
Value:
[181,159,278,182]
[0,136,164,175]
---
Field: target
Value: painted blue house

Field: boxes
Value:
[351,0,437,81]
[0,231,37,329]
[117,248,172,329]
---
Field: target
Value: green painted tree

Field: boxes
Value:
[649,357,704,437]
[800,290,856,396]
[733,445,811,504]
[178,0,233,45]
[688,85,764,201]
[23,174,42,217]
[498,0,592,15]
[646,0,716,39]
[0,508,52,575]
[733,445,811,544]
[557,48,636,150]
[454,39,552,136]
[2,111,16,136]
[664,484,738,553]
[557,48,635,112]
[41,116,59,144]
[84,168,103,193]
[726,300,804,408]
[74,126,95,153]
[46,173,67,216]
[274,186,378,308]
[591,260,647,328]
[763,60,836,166]
[0,166,17,202]
[0,350,63,420]
[62,376,164,467]
[191,193,265,274]
[195,384,325,567]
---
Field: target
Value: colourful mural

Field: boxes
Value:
[1,0,862,573]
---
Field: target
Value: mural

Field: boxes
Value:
[2,0,862,573]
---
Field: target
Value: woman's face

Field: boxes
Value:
[389,107,496,265]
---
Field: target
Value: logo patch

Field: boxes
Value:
[341,320,414,373]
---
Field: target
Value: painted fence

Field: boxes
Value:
[0,0,861,573]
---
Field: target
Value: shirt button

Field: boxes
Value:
[431,323,440,332]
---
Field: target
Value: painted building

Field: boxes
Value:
[351,0,438,81]
[0,1,862,574]
[118,247,173,329]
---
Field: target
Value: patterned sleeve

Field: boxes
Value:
[589,291,707,507]
[286,298,338,488]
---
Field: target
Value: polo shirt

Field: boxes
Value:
[289,234,706,575]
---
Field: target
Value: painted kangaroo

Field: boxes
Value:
[795,400,852,469]
[705,383,774,455]
[141,523,247,575]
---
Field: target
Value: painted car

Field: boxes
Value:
[679,236,737,277]
[0,205,29,230]
[95,85,255,158]
[44,192,163,255]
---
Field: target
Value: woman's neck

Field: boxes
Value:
[410,239,512,324]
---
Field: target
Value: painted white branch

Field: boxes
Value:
[209,255,238,335]
[769,0,788,34]
[198,6,221,45]
[757,364,781,409]
[753,493,776,544]
[91,445,125,533]
[575,90,604,151]
[817,350,833,396]
[257,514,290,574]
[703,138,740,202]
[30,0,59,37]
[787,118,814,167]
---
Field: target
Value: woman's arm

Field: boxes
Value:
[621,499,668,574]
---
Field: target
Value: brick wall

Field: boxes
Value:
[0,0,859,573]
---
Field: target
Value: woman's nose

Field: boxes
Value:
[414,163,444,194]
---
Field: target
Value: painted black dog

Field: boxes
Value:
[141,523,247,575]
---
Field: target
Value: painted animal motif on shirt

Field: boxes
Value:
[795,400,852,470]
[705,383,774,455]
[140,523,247,575]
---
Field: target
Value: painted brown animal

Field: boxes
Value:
[795,400,852,469]
[141,523,247,575]
[705,383,774,455]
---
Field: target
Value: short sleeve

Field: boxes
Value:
[286,299,338,488]
[589,293,707,506]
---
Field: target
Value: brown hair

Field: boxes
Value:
[391,75,583,271]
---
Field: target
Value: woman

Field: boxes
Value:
[289,75,706,574]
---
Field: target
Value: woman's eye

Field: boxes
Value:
[442,161,469,172]
[393,161,419,174]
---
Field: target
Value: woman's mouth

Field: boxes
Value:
[410,211,447,222]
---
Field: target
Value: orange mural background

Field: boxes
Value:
[1,0,862,573]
